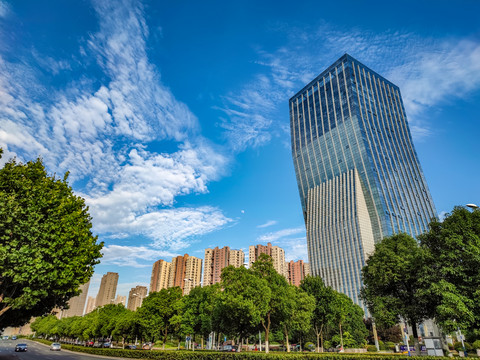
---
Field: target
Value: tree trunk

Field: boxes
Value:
[315,325,321,353]
[237,337,242,353]
[339,322,344,351]
[285,325,290,353]
[411,321,421,356]
[262,312,271,354]
[201,335,204,350]
[163,328,168,350]
[320,326,324,353]
[122,337,125,349]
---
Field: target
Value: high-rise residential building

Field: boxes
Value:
[150,259,172,292]
[249,243,286,276]
[203,246,245,286]
[168,254,202,295]
[115,295,127,307]
[290,54,436,308]
[60,280,90,318]
[95,272,119,308]
[285,260,310,287]
[85,296,96,314]
[127,286,148,311]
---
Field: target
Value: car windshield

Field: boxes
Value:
[17,344,27,346]
[52,343,60,346]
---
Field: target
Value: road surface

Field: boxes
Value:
[0,339,125,360]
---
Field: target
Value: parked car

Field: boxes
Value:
[11,336,17,340]
[50,343,61,351]
[222,345,238,352]
[103,342,112,348]
[85,340,94,347]
[142,342,152,350]
[15,343,27,352]
[125,345,137,350]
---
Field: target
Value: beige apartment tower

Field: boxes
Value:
[150,259,172,292]
[95,272,119,308]
[127,285,148,311]
[115,295,127,307]
[249,242,286,276]
[60,280,90,318]
[168,254,202,295]
[203,246,245,286]
[85,296,96,314]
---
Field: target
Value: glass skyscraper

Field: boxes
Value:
[290,54,436,307]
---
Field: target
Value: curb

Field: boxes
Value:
[30,340,132,360]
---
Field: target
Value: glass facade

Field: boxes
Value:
[290,54,437,308]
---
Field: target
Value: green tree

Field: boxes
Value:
[113,310,137,348]
[0,153,103,328]
[136,287,184,349]
[279,285,315,352]
[182,284,221,348]
[216,265,270,351]
[419,206,480,333]
[361,233,428,354]
[251,254,290,353]
[300,275,336,352]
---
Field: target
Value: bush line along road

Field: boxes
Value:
[18,339,448,360]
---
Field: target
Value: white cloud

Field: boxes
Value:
[0,0,231,253]
[257,220,277,228]
[258,226,305,242]
[0,1,9,18]
[220,25,480,148]
[101,245,176,268]
[278,237,308,262]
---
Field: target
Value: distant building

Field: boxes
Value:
[168,254,202,295]
[95,272,119,308]
[85,296,96,314]
[60,280,90,318]
[127,286,147,311]
[285,260,310,287]
[115,295,127,307]
[203,246,245,286]
[150,259,172,292]
[249,243,286,276]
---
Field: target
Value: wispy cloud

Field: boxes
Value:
[257,220,277,228]
[101,245,176,268]
[220,25,480,148]
[0,1,9,18]
[258,226,305,242]
[0,0,231,256]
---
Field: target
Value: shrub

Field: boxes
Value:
[473,340,480,350]
[385,342,395,351]
[367,345,377,352]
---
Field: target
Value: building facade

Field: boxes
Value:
[95,272,119,308]
[60,280,90,318]
[168,254,202,295]
[150,259,172,293]
[249,243,287,276]
[115,295,127,307]
[286,260,310,287]
[203,246,245,286]
[127,285,148,311]
[85,296,96,314]
[290,54,436,308]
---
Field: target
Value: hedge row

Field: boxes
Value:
[30,340,459,360]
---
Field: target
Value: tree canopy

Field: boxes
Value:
[0,153,103,328]
[419,206,480,333]
[361,233,428,353]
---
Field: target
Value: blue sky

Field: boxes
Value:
[1,0,479,300]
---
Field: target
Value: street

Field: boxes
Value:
[0,340,124,360]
